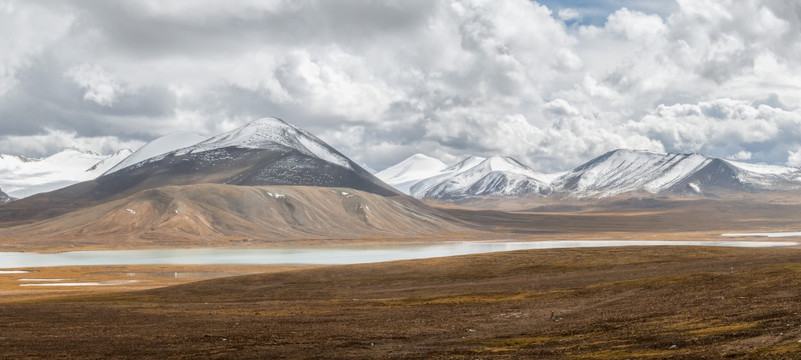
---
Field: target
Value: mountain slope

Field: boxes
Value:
[105,132,208,175]
[553,149,801,198]
[0,149,132,199]
[0,184,468,251]
[375,154,448,194]
[0,118,399,226]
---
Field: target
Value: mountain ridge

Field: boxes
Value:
[379,149,801,200]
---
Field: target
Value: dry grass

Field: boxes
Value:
[2,246,801,358]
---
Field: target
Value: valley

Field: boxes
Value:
[4,1,801,358]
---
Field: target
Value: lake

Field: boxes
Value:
[1,240,797,269]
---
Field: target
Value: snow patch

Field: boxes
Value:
[267,192,285,199]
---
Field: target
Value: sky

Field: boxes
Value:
[1,0,800,172]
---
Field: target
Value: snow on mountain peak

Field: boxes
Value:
[375,154,448,195]
[377,154,446,180]
[444,156,486,172]
[418,155,552,199]
[104,132,207,175]
[87,149,133,172]
[176,118,353,170]
[375,154,554,199]
[481,156,535,174]
[557,149,714,197]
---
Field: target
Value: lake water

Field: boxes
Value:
[0,240,797,269]
[721,231,801,238]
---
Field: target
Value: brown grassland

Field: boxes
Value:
[2,246,801,358]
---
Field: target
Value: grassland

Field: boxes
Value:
[2,246,800,358]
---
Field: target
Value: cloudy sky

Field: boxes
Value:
[1,0,800,172]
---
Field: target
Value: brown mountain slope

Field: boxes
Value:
[0,184,470,251]
[0,148,399,228]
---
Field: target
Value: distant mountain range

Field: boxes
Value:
[3,120,801,205]
[378,149,801,199]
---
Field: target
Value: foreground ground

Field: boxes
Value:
[2,246,801,359]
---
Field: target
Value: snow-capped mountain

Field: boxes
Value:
[417,156,552,199]
[552,149,801,198]
[0,149,132,199]
[105,132,208,175]
[173,118,353,169]
[2,118,401,226]
[97,117,398,196]
[375,154,448,194]
[378,149,801,200]
[377,155,553,199]
[405,156,486,197]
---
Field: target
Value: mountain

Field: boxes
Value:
[552,149,801,198]
[377,155,553,200]
[105,132,208,175]
[377,149,801,201]
[0,118,468,249]
[0,118,400,226]
[375,154,448,194]
[99,118,397,195]
[0,149,132,199]
[417,156,552,199]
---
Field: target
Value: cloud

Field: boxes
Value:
[65,64,122,106]
[558,8,581,22]
[0,1,72,96]
[627,99,801,165]
[0,0,800,173]
[788,149,801,167]
[729,151,753,161]
[0,128,143,156]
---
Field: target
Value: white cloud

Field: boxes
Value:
[729,151,752,161]
[0,128,143,156]
[558,8,581,22]
[627,99,801,164]
[65,64,122,106]
[1,0,801,171]
[788,149,801,167]
[0,1,73,96]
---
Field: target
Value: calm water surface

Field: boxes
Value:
[0,240,797,269]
